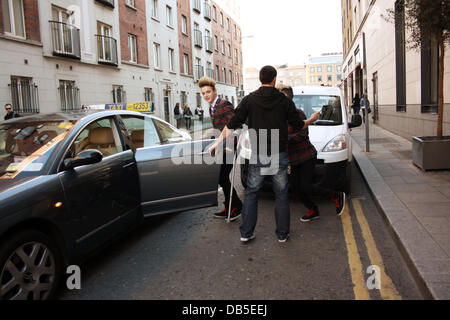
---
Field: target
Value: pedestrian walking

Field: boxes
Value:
[4,103,20,121]
[183,104,193,130]
[352,93,360,115]
[207,66,320,243]
[278,85,345,222]
[360,93,371,123]
[199,76,243,221]
[174,102,182,128]
[195,105,204,123]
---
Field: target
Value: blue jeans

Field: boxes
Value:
[240,152,290,239]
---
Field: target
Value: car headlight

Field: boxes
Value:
[322,134,347,152]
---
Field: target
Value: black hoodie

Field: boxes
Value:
[227,86,304,156]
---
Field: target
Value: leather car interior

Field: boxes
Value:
[130,129,144,149]
[82,127,117,157]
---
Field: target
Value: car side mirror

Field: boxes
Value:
[64,149,103,170]
[348,114,362,128]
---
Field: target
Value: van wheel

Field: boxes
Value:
[0,230,62,300]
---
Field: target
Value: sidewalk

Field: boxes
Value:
[350,122,450,299]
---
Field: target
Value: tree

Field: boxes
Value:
[387,0,450,137]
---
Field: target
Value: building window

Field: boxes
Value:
[168,48,175,72]
[59,80,80,110]
[97,22,116,64]
[221,39,225,55]
[125,0,135,7]
[212,5,217,20]
[144,88,154,102]
[193,23,202,47]
[222,68,226,83]
[337,65,342,72]
[317,66,322,73]
[226,18,230,31]
[180,91,187,108]
[9,76,39,113]
[151,0,158,19]
[215,65,220,81]
[229,70,233,84]
[220,12,223,26]
[196,92,202,107]
[128,34,137,63]
[310,67,315,73]
[395,0,407,112]
[181,15,188,35]
[337,74,342,81]
[236,72,239,86]
[153,42,161,69]
[227,44,231,57]
[214,35,218,51]
[318,75,323,82]
[327,75,332,82]
[193,0,201,13]
[2,0,25,37]
[166,5,173,27]
[421,34,439,113]
[310,76,315,82]
[235,49,238,64]
[112,85,126,103]
[327,66,332,72]
[183,53,189,74]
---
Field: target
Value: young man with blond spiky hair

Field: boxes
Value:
[198,76,243,221]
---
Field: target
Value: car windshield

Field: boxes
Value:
[292,94,343,125]
[0,120,76,178]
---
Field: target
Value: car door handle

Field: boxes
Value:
[123,162,136,169]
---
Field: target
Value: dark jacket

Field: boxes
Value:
[227,86,304,155]
[4,111,20,121]
[210,98,235,131]
[288,109,317,165]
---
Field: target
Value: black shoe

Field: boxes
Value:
[228,207,242,221]
[332,192,346,216]
[213,207,228,219]
[278,234,289,243]
[240,234,255,243]
[300,208,320,222]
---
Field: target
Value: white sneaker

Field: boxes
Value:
[240,234,255,243]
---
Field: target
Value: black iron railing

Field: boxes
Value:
[96,34,118,66]
[8,81,40,113]
[49,21,81,59]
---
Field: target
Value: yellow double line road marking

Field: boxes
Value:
[340,199,402,300]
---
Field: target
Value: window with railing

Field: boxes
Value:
[205,35,212,52]
[49,21,81,58]
[206,67,214,79]
[195,65,204,81]
[8,77,39,114]
[194,29,203,47]
[59,80,80,111]
[96,22,117,65]
[144,88,154,102]
[193,0,201,13]
[95,0,114,8]
[112,85,126,103]
[204,1,211,20]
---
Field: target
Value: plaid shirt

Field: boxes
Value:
[288,109,317,165]
[210,98,235,131]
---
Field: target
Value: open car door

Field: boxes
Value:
[120,115,220,217]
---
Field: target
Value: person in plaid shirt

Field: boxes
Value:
[199,77,243,221]
[279,85,345,222]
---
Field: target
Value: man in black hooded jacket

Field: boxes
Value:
[208,65,320,243]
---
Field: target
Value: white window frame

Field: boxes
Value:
[59,80,79,110]
[128,34,137,63]
[221,39,225,55]
[2,0,26,38]
[151,0,159,20]
[166,5,173,27]
[183,53,189,74]
[181,15,188,35]
[125,0,135,8]
[97,22,113,62]
[153,42,161,69]
[214,35,218,51]
[168,48,175,72]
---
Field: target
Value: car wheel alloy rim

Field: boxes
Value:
[1,241,56,300]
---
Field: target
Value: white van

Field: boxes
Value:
[239,85,362,193]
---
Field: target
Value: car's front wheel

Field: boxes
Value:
[0,230,62,300]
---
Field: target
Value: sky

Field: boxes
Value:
[238,0,343,69]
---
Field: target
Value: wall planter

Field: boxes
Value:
[412,136,450,170]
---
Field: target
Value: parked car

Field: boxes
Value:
[0,110,220,300]
[240,85,362,193]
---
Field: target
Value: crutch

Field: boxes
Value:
[226,130,244,223]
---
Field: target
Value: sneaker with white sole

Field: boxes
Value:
[278,234,289,243]
[240,234,255,243]
[332,192,346,216]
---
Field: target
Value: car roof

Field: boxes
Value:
[0,110,148,124]
[292,85,341,96]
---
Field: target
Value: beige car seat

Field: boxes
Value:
[83,127,117,157]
